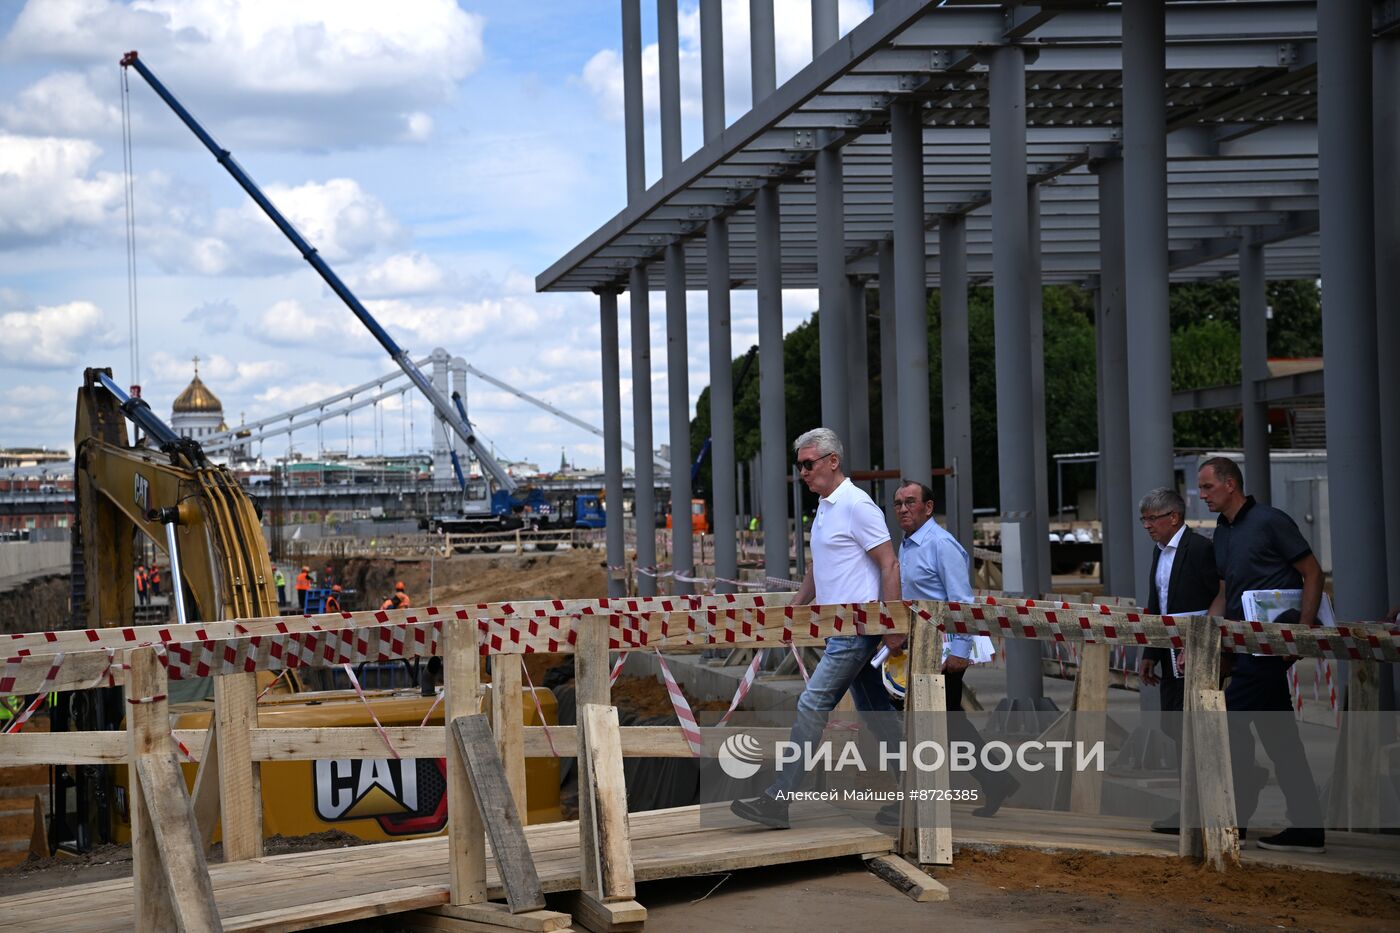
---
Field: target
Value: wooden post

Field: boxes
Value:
[445,617,487,905]
[213,671,262,860]
[1069,643,1109,814]
[578,704,635,901]
[1191,688,1241,871]
[126,646,226,930]
[492,654,528,818]
[573,615,610,895]
[900,604,951,865]
[1179,617,1223,860]
[1343,660,1381,831]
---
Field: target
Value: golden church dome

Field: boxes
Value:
[172,359,223,414]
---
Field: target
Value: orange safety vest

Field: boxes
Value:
[135,568,148,591]
[296,572,311,592]
[325,595,341,613]
[150,567,161,587]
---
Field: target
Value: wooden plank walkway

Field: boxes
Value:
[0,803,892,932]
[3,802,1394,932]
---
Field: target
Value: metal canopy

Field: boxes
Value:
[537,0,1335,294]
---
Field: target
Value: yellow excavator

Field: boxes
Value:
[50,368,558,854]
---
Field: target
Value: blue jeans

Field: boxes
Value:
[767,635,904,797]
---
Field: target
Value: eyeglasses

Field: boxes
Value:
[1140,511,1175,525]
[796,454,831,472]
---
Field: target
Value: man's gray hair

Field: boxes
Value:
[1138,487,1185,517]
[792,427,843,462]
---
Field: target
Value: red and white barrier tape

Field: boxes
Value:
[518,659,559,758]
[418,689,445,728]
[715,650,765,727]
[653,650,705,757]
[1288,663,1303,719]
[790,643,810,684]
[609,652,627,686]
[3,691,48,734]
[341,664,400,760]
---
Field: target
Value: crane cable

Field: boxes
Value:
[119,65,141,391]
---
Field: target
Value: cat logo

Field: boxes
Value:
[313,757,448,836]
[133,473,150,513]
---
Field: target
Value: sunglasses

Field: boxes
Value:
[796,454,831,472]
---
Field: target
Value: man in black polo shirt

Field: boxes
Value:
[1198,456,1325,853]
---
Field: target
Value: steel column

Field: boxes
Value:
[665,244,692,593]
[816,145,850,442]
[890,100,931,493]
[989,44,1043,703]
[756,183,789,581]
[846,277,871,480]
[621,0,645,202]
[1238,241,1271,504]
[450,356,468,474]
[657,0,682,173]
[1318,1,1387,621]
[1376,35,1400,608]
[1122,0,1173,607]
[750,0,776,104]
[1027,182,1051,595]
[430,348,453,491]
[700,0,725,142]
[877,239,899,533]
[707,217,737,594]
[630,268,656,595]
[811,0,838,57]
[1093,158,1134,601]
[599,290,626,597]
[939,214,973,554]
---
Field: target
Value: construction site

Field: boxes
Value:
[2,1,1399,931]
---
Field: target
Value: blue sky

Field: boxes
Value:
[0,0,869,470]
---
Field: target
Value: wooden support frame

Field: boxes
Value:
[491,654,528,816]
[572,615,611,897]
[900,605,951,866]
[213,671,262,860]
[1190,688,1241,871]
[449,714,545,914]
[1069,642,1109,815]
[1342,660,1381,831]
[446,617,487,906]
[126,647,223,931]
[1178,616,1237,868]
[863,852,950,902]
[573,702,645,932]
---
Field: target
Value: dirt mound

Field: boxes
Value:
[946,846,1398,930]
[429,550,608,607]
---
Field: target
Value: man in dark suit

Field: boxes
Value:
[1135,487,1219,834]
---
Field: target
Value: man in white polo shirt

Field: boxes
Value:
[731,427,901,829]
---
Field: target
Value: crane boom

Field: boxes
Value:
[119,50,517,494]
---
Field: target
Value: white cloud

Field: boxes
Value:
[0,300,122,369]
[350,252,448,297]
[144,176,403,275]
[2,0,484,146]
[0,71,123,137]
[0,134,124,246]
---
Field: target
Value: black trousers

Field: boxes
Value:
[1225,656,1322,830]
[944,669,1013,794]
[1159,671,1184,755]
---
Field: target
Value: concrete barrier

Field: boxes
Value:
[0,542,69,580]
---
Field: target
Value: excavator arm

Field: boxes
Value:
[72,368,276,629]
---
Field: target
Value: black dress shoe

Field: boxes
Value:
[1257,827,1324,853]
[1150,813,1180,835]
[875,802,901,826]
[730,794,790,829]
[973,776,1021,818]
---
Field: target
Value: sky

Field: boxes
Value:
[0,0,872,471]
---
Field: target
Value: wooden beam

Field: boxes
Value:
[446,617,487,906]
[579,704,635,902]
[450,715,545,914]
[1191,688,1241,871]
[1343,660,1381,831]
[573,616,610,897]
[134,750,224,931]
[191,719,221,852]
[491,655,528,817]
[418,902,573,931]
[901,609,951,865]
[863,853,950,902]
[1179,617,1223,860]
[125,646,178,931]
[562,891,646,933]
[1069,642,1109,815]
[214,670,263,861]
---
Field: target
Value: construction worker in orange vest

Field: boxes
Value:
[394,580,411,609]
[295,566,312,610]
[380,594,398,611]
[135,564,149,606]
[325,584,343,613]
[149,564,162,597]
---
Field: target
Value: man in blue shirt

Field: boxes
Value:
[895,480,1018,818]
